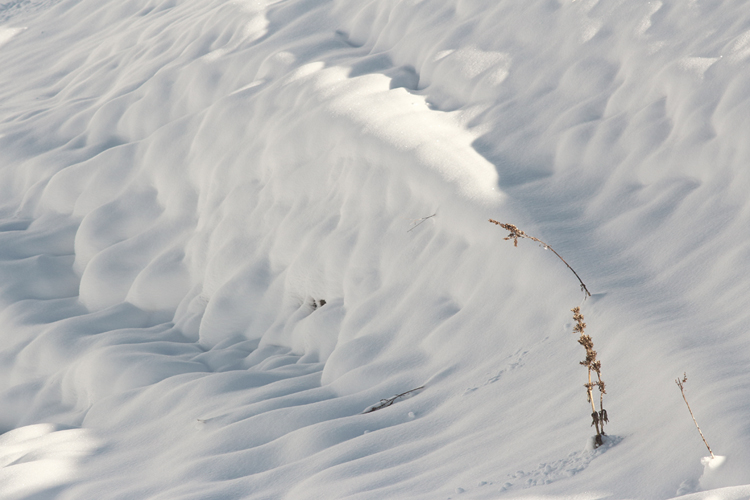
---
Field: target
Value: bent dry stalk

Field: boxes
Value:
[488,220,591,297]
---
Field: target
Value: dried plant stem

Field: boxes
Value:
[676,373,715,459]
[408,213,437,232]
[489,220,591,297]
[573,307,608,446]
[490,219,607,445]
[587,370,600,436]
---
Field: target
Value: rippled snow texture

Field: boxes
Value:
[2,0,750,498]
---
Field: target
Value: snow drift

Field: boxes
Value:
[1,0,750,498]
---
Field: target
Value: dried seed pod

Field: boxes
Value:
[600,409,608,424]
[591,411,600,427]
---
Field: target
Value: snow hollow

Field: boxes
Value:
[1,0,750,498]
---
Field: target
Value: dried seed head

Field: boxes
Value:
[577,335,594,350]
[580,350,597,366]
[571,306,608,436]
[488,220,527,247]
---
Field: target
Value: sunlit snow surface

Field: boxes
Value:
[1,0,750,498]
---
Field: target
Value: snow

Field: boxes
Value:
[1,0,750,498]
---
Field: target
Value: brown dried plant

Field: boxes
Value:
[572,307,608,446]
[491,220,608,446]
[676,373,715,459]
[488,220,591,297]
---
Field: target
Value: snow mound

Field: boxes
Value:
[1,0,750,498]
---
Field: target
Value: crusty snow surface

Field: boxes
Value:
[1,0,750,498]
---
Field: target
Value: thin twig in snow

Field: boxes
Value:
[407,213,437,232]
[362,385,425,413]
[676,373,715,459]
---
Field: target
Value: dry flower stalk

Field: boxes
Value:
[488,220,591,297]
[572,307,608,446]
[676,373,715,459]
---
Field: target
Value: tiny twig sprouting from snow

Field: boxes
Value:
[407,213,436,232]
[362,385,425,413]
[488,220,591,297]
[676,373,715,459]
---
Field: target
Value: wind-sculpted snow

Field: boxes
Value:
[1,0,750,498]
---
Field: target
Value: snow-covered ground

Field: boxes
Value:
[1,0,750,498]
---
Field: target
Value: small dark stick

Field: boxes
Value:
[408,213,437,232]
[362,386,425,414]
